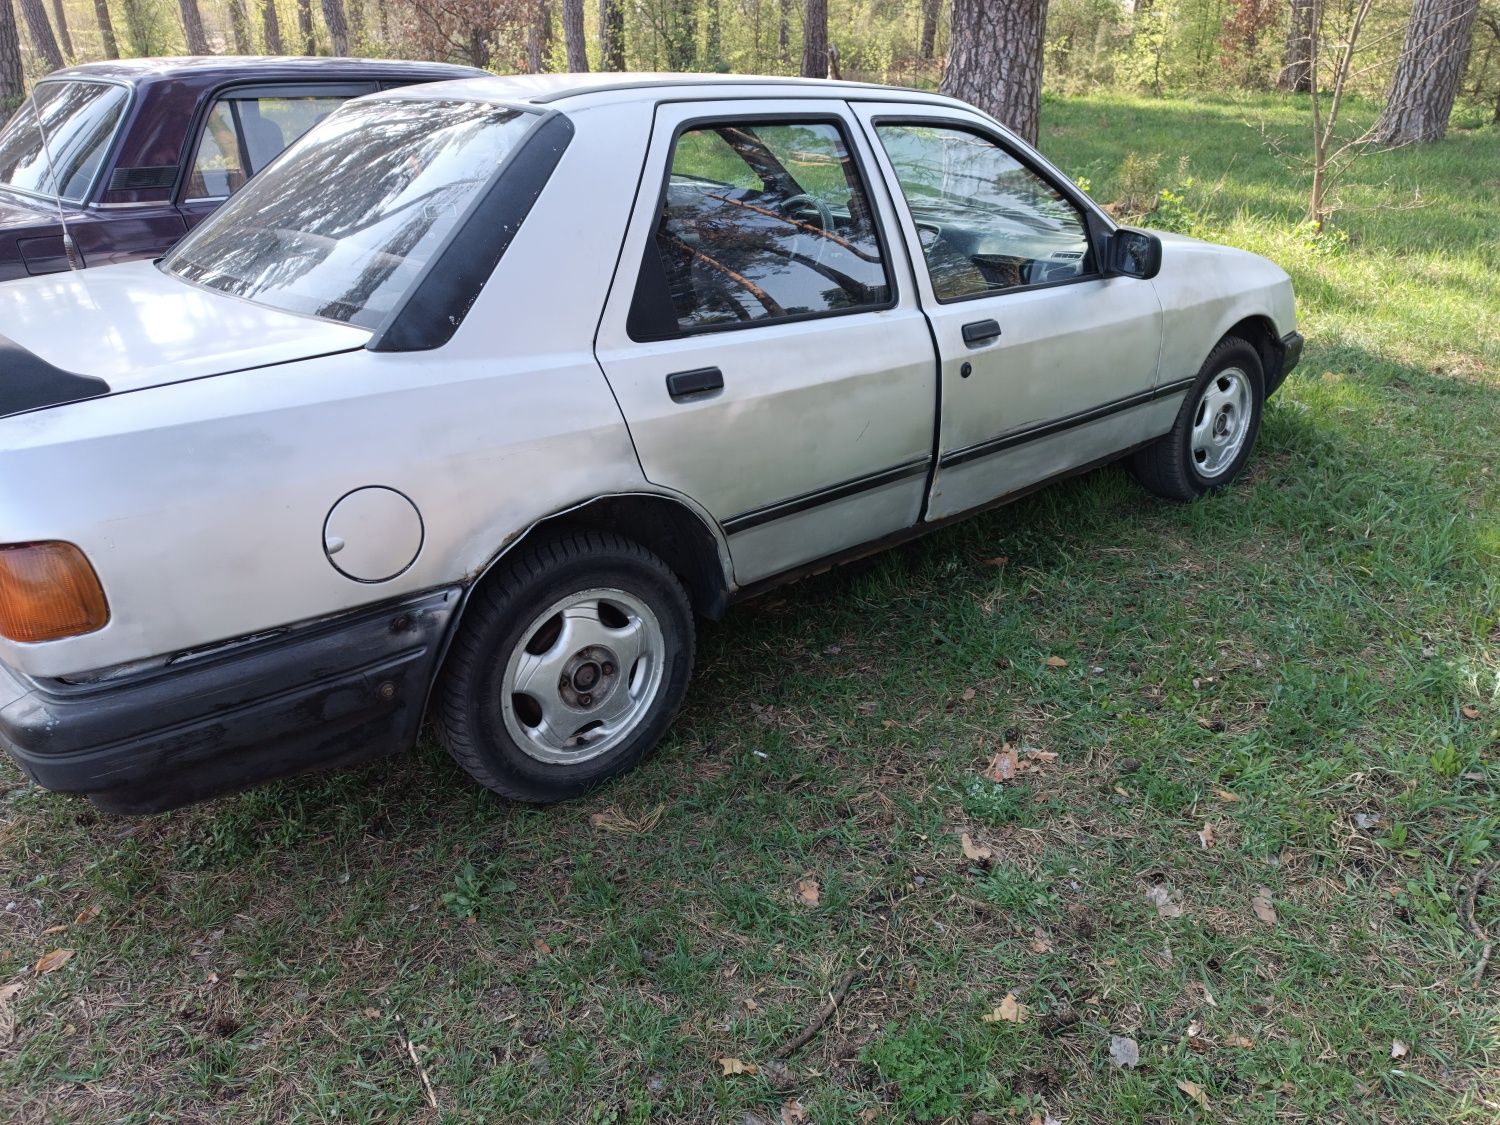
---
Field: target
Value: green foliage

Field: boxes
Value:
[442,860,517,920]
[862,1021,970,1120]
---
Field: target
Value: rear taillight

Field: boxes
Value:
[0,541,110,643]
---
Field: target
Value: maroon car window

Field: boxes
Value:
[0,81,129,203]
[187,94,350,201]
[162,98,536,330]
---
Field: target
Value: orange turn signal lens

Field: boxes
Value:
[0,541,110,643]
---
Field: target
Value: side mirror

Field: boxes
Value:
[1106,227,1162,280]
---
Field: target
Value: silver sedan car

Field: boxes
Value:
[0,74,1302,813]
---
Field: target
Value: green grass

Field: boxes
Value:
[2,91,1497,1122]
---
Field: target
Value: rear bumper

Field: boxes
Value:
[0,588,459,814]
[1270,330,1304,394]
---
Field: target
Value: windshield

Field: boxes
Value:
[161,97,536,330]
[0,80,130,203]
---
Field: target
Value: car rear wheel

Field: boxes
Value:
[435,531,695,802]
[1130,336,1265,501]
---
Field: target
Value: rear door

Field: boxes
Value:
[853,103,1164,521]
[594,99,937,585]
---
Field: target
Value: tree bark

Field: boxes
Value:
[562,0,587,70]
[20,0,65,70]
[93,0,120,58]
[320,0,350,53]
[706,0,722,68]
[120,0,155,53]
[0,0,25,111]
[940,0,1049,143]
[179,0,211,52]
[262,0,284,51]
[49,0,73,59]
[600,0,624,69]
[801,0,827,77]
[778,0,790,64]
[527,0,552,71]
[297,0,316,53]
[665,0,695,68]
[920,0,942,60]
[1372,0,1480,142]
[1278,0,1314,90]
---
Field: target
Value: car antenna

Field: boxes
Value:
[30,85,84,271]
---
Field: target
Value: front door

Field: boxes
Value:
[595,100,937,585]
[853,105,1165,521]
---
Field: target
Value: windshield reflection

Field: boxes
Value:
[0,81,130,203]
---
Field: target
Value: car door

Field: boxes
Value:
[178,84,375,230]
[594,100,937,585]
[852,103,1164,521]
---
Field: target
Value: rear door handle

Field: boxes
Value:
[666,366,724,400]
[961,319,1002,347]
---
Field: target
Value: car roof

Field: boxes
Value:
[42,55,488,87]
[388,71,973,113]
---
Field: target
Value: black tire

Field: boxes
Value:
[434,530,695,802]
[1130,336,1265,502]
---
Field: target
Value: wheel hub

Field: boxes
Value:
[558,645,618,709]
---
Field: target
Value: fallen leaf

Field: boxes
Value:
[1391,1039,1409,1059]
[1197,823,1215,849]
[982,556,1009,567]
[1176,1079,1210,1109]
[73,905,101,926]
[1186,1019,1203,1038]
[0,983,22,1004]
[32,949,73,975]
[1113,784,1131,798]
[532,938,552,956]
[362,1007,382,1019]
[1029,929,1054,954]
[961,687,976,702]
[795,878,821,907]
[1045,655,1069,668]
[982,992,1028,1024]
[719,1057,758,1076]
[961,833,993,862]
[0,981,21,1048]
[1108,1034,1140,1068]
[1353,812,1381,830]
[780,1099,809,1124]
[1461,706,1480,720]
[858,1111,879,1124]
[1214,788,1241,802]
[39,925,67,937]
[984,745,1021,783]
[1146,884,1184,918]
[1251,887,1277,925]
[1024,748,1058,762]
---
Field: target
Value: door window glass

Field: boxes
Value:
[0,80,129,202]
[630,120,891,338]
[875,123,1093,301]
[186,94,350,202]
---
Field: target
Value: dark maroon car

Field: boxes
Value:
[0,56,486,281]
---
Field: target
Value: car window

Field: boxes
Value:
[186,93,351,202]
[162,98,537,329]
[0,80,129,203]
[875,123,1093,301]
[629,119,891,338]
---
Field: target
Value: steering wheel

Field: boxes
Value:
[778,192,836,232]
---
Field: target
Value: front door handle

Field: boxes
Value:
[666,366,724,400]
[961,319,1002,347]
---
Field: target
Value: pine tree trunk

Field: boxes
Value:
[121,0,154,53]
[348,0,365,50]
[179,0,211,52]
[262,0,284,51]
[801,0,827,77]
[527,0,551,71]
[562,0,587,70]
[600,0,624,69]
[1278,0,1313,90]
[20,0,65,69]
[0,0,25,111]
[49,0,73,59]
[940,0,1049,143]
[920,0,941,60]
[666,0,695,68]
[297,0,316,53]
[1372,0,1480,142]
[706,0,723,68]
[320,0,349,54]
[93,0,120,57]
[778,0,789,64]
[226,0,253,51]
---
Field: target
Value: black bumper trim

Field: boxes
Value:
[0,588,460,814]
[1272,330,1304,393]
